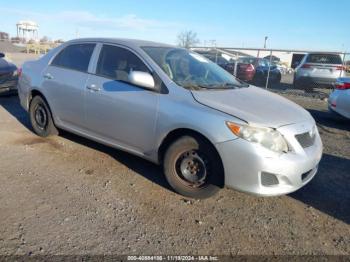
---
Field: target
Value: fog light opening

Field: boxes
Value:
[261,172,279,187]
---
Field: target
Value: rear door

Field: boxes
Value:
[84,44,159,154]
[42,43,96,128]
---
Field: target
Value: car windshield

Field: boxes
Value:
[142,47,248,90]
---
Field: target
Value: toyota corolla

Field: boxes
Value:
[18,38,323,198]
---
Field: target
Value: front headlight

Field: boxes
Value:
[226,122,289,153]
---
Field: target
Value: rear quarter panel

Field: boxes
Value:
[18,46,63,111]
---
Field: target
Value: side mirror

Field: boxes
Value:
[128,71,155,90]
[0,53,4,58]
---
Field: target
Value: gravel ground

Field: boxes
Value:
[0,94,349,257]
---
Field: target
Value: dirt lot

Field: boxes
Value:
[0,93,349,256]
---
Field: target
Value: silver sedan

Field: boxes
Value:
[17,38,323,198]
[329,77,350,119]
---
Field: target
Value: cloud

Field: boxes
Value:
[58,11,177,31]
[0,7,214,44]
[1,7,182,32]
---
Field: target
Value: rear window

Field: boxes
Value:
[238,57,257,65]
[258,59,269,67]
[306,54,342,64]
[51,44,96,72]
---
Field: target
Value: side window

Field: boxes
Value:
[51,44,96,72]
[96,45,149,82]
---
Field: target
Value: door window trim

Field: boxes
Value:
[49,42,98,73]
[91,43,165,93]
[93,43,154,78]
[47,40,167,93]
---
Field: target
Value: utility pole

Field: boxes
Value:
[264,36,268,49]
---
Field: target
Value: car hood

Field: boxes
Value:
[191,86,313,128]
[0,58,16,73]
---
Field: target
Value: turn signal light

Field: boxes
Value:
[335,82,350,90]
[226,122,241,135]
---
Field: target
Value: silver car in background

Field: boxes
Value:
[18,38,323,198]
[329,77,350,119]
[294,53,345,89]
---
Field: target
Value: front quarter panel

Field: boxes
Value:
[155,83,244,152]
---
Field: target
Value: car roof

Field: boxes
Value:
[66,38,175,49]
[306,52,341,55]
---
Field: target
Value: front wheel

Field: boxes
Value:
[163,136,224,199]
[29,95,58,137]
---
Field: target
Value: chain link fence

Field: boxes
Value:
[192,47,350,99]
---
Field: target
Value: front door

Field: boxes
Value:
[85,44,159,154]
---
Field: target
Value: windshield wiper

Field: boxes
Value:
[207,82,249,89]
[183,82,249,91]
[182,84,213,90]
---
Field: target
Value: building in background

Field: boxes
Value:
[0,32,9,41]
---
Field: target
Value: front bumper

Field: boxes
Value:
[216,121,323,196]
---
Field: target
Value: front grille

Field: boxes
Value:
[261,172,279,186]
[295,131,316,148]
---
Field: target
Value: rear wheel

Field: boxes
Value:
[253,73,265,87]
[274,72,282,84]
[163,136,223,199]
[29,95,58,137]
[293,77,303,90]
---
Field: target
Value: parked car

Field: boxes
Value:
[328,78,350,119]
[200,53,236,75]
[273,63,294,75]
[18,38,322,198]
[236,57,282,86]
[275,63,288,75]
[0,52,18,95]
[264,55,280,64]
[345,61,350,73]
[294,53,345,90]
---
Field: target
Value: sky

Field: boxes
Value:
[1,0,349,51]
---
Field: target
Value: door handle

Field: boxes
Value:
[86,84,101,92]
[43,73,53,80]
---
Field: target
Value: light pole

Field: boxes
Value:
[264,36,268,49]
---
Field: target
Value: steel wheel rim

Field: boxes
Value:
[34,103,48,130]
[175,150,208,188]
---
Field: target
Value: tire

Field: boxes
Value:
[274,73,282,84]
[253,74,265,87]
[293,77,302,90]
[293,75,314,92]
[29,95,58,137]
[163,135,224,199]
